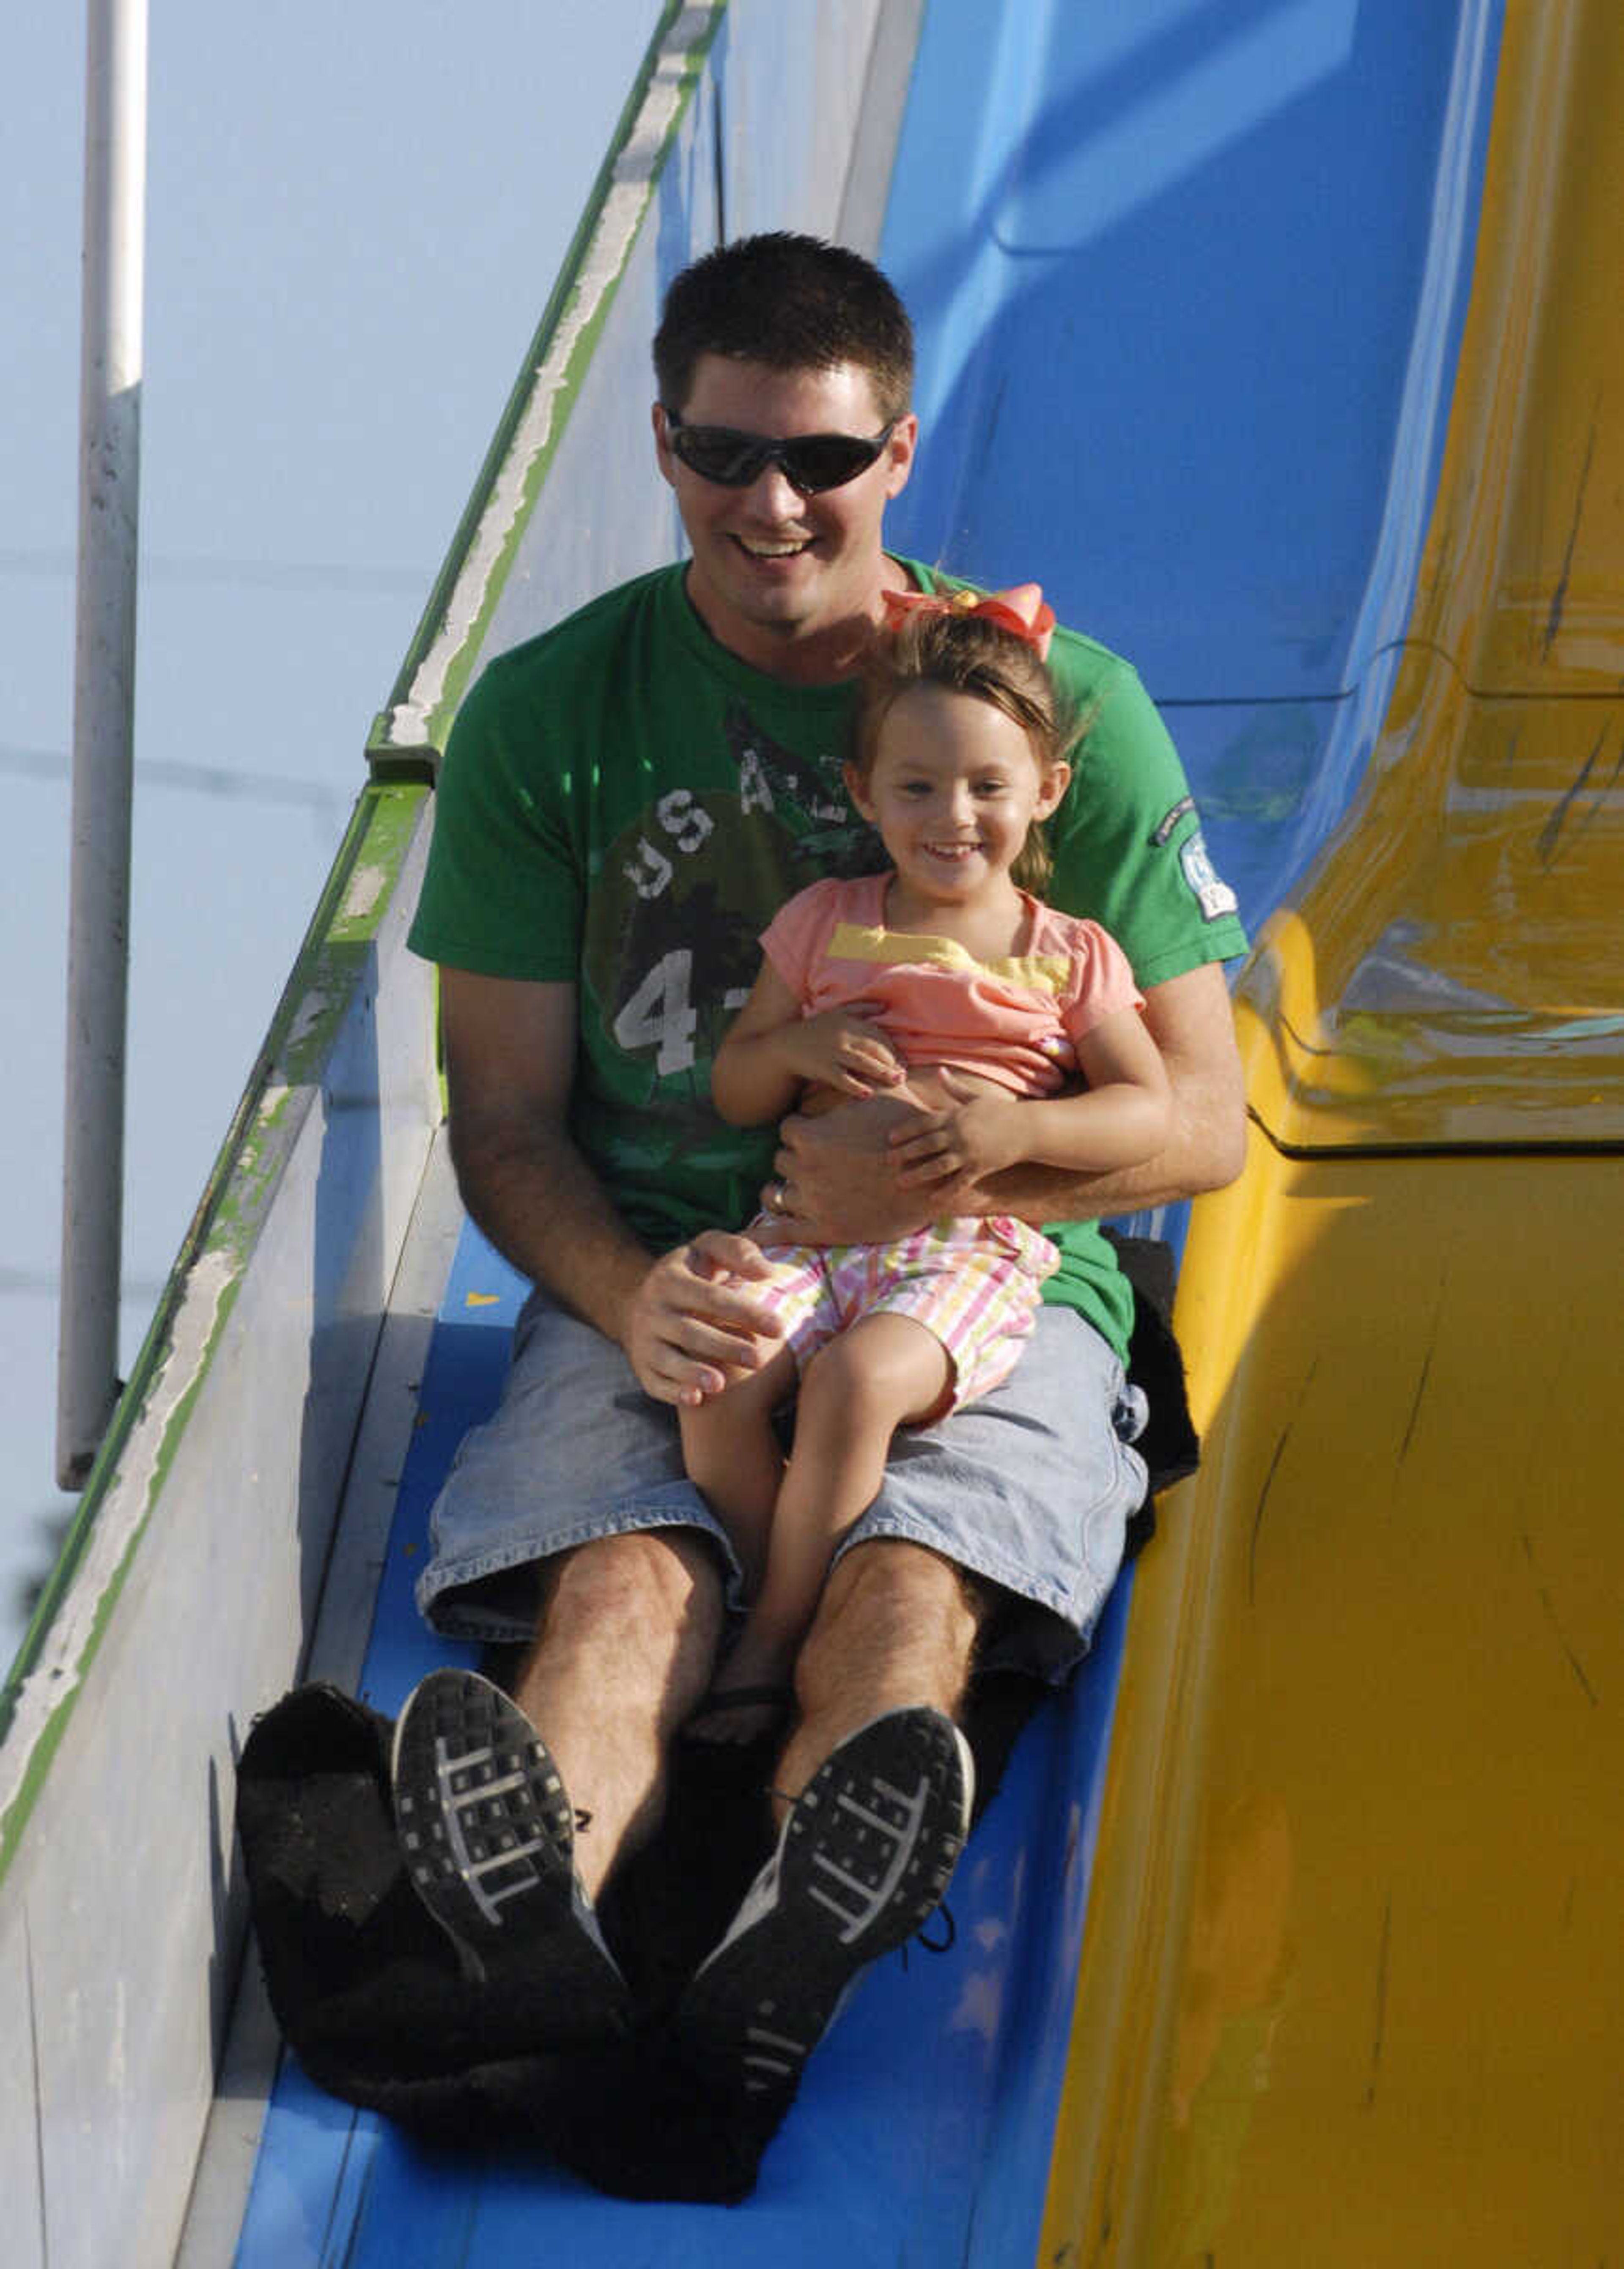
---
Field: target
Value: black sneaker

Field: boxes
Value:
[390,1668,631,2034]
[676,1706,974,2109]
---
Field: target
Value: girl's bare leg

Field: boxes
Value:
[701,1312,952,1741]
[678,1341,798,1596]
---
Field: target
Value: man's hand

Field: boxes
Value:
[622,1231,786,1407]
[771,1091,942,1244]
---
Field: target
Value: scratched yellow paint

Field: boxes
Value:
[1040,4,1624,2259]
[1045,1143,1621,2264]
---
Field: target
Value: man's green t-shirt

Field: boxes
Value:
[407,559,1247,1358]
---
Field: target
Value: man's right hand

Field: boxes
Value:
[622,1232,786,1407]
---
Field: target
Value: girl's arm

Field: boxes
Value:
[1020,1003,1171,1169]
[889,1003,1171,1190]
[774,961,1245,1243]
[711,960,908,1126]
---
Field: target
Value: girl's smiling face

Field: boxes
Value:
[845,683,1070,918]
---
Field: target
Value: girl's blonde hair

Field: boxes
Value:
[851,605,1076,892]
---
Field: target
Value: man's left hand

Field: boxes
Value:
[769,1093,943,1243]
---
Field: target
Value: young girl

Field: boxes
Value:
[680,585,1171,1738]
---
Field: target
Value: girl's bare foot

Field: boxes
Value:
[687,1621,799,1745]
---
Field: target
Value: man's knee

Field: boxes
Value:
[796,1539,983,1707]
[541,1527,724,1656]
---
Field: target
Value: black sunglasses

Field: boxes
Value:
[662,412,897,494]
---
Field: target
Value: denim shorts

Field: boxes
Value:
[415,1290,1149,1684]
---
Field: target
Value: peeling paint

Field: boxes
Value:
[283,990,331,1056]
[0,1249,237,1844]
[340,863,387,926]
[0,783,431,1873]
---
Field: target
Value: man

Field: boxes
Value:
[392,232,1247,2118]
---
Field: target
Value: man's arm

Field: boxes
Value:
[998,959,1248,1215]
[772,961,1246,1241]
[442,966,784,1403]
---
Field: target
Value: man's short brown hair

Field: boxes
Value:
[654,232,914,424]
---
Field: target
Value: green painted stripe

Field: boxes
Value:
[365,0,726,775]
[0,782,429,1881]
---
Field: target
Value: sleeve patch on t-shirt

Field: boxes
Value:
[1149,794,1195,848]
[1179,829,1240,922]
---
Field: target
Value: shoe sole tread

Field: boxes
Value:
[682,1708,970,2096]
[391,1669,628,2023]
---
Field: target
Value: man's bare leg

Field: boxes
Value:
[390,1526,724,2033]
[775,1537,986,1811]
[510,1527,725,1901]
[676,1540,983,2105]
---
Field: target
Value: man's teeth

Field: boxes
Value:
[739,538,808,557]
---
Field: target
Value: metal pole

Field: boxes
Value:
[58,0,148,1489]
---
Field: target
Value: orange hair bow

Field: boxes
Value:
[880,580,1056,661]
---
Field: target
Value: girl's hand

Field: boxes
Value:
[888,1074,1027,1197]
[776,1006,908,1099]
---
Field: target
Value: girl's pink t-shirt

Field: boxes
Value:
[760,872,1144,1098]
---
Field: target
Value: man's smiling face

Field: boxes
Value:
[654,354,916,683]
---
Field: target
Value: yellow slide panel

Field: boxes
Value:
[1042,5,1623,2261]
[1051,1145,1620,2263]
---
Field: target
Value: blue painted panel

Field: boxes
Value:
[351,1228,518,1716]
[884,0,1497,707]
